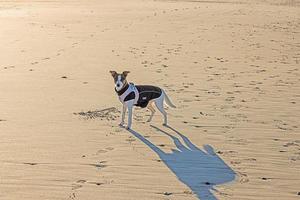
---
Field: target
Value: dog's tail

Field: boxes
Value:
[162,90,176,108]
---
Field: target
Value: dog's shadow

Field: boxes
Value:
[128,125,236,200]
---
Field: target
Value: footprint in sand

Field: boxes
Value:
[69,179,86,199]
[96,147,114,154]
[88,182,104,186]
[72,42,78,48]
[68,192,76,200]
[23,162,38,166]
[86,161,107,170]
[4,66,15,69]
[76,180,86,184]
[283,141,299,148]
[237,172,249,183]
[274,120,293,131]
[126,136,136,143]
[31,61,38,65]
[71,183,82,190]
[141,60,148,67]
[96,150,107,154]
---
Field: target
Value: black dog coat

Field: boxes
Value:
[116,83,162,108]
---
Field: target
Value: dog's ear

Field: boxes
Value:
[109,70,117,78]
[122,71,130,77]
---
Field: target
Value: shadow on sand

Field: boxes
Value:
[128,125,236,200]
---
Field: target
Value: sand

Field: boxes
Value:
[0,0,299,199]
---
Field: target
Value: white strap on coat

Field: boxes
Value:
[119,83,139,104]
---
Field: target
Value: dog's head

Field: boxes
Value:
[109,70,130,91]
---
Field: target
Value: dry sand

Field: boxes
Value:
[0,0,299,199]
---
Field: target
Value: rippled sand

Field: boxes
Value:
[0,0,299,199]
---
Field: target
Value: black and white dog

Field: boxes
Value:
[110,71,176,129]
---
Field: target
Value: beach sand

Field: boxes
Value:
[0,0,299,199]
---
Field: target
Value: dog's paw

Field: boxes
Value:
[119,122,125,127]
[162,123,168,127]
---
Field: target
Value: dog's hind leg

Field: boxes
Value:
[154,95,168,126]
[147,101,156,122]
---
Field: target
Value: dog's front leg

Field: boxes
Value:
[119,104,127,127]
[126,104,133,130]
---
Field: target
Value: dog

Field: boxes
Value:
[110,71,176,129]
